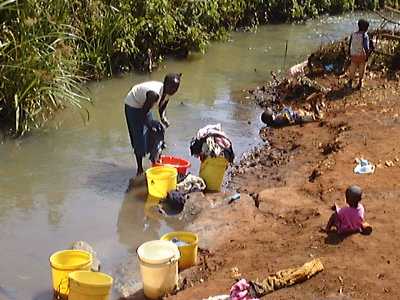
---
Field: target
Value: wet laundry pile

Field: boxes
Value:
[190,124,235,163]
[177,174,206,194]
[158,174,206,216]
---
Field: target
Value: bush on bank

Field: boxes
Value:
[0,0,397,135]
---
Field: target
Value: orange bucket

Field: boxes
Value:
[154,155,191,175]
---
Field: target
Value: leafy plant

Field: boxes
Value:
[0,0,389,135]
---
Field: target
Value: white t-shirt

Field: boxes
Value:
[350,32,366,57]
[125,81,164,109]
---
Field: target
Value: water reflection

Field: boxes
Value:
[117,188,159,252]
[0,12,384,299]
[117,188,184,253]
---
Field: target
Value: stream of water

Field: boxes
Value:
[0,12,380,300]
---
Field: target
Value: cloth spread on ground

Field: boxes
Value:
[249,258,324,297]
[147,120,166,163]
[190,124,234,163]
[177,174,206,194]
[202,296,229,300]
[230,279,259,300]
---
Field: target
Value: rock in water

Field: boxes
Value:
[71,241,101,272]
[114,260,143,298]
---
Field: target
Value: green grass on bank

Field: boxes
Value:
[1,0,398,135]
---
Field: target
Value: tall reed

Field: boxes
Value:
[1,0,396,135]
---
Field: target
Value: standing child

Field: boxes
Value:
[347,19,371,90]
[326,185,372,235]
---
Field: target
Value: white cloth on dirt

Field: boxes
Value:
[125,81,164,108]
[177,174,206,194]
[354,158,375,174]
[202,296,229,300]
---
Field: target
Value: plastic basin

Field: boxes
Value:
[154,155,191,175]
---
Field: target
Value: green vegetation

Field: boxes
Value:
[1,0,398,135]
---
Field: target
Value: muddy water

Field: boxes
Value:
[0,13,379,300]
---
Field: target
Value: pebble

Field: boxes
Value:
[385,160,395,167]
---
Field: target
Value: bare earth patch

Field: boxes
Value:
[165,76,400,300]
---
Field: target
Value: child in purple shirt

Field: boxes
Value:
[326,185,372,235]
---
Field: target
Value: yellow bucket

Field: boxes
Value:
[68,271,113,300]
[49,250,92,298]
[161,231,199,270]
[146,166,177,199]
[199,157,229,192]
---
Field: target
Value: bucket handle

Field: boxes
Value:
[169,256,179,264]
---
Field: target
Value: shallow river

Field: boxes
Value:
[0,13,380,300]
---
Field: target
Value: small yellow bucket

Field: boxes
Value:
[146,166,177,199]
[199,157,229,192]
[49,250,92,298]
[161,231,199,270]
[68,271,113,300]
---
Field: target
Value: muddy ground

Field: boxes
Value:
[124,73,400,300]
[156,74,400,300]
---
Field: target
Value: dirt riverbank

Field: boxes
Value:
[159,73,400,300]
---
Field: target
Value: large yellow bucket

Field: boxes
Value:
[161,231,198,270]
[137,240,180,300]
[199,157,229,192]
[49,250,92,299]
[146,166,177,199]
[68,271,113,300]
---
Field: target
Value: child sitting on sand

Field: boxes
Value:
[325,185,372,235]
